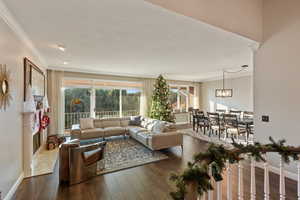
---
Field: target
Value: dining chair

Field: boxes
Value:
[207,112,224,139]
[216,109,226,115]
[191,109,200,129]
[242,111,254,143]
[195,111,209,134]
[243,111,254,119]
[223,114,246,142]
[229,110,242,120]
[188,107,194,124]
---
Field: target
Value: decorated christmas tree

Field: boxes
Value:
[149,75,174,122]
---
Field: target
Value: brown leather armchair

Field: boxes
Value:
[59,139,106,185]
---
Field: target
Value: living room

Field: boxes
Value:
[1,0,300,199]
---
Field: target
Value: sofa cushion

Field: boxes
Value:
[120,119,130,127]
[81,128,104,139]
[141,118,155,128]
[104,127,126,136]
[137,132,151,145]
[102,118,121,128]
[128,126,147,137]
[80,118,94,130]
[94,119,103,128]
[129,116,141,126]
[146,120,159,131]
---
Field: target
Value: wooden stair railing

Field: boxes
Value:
[170,137,300,200]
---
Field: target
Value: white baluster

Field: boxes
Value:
[226,161,232,200]
[250,157,256,200]
[280,156,286,200]
[208,165,213,200]
[264,154,270,200]
[217,181,222,200]
[298,158,300,200]
[201,192,206,200]
[238,161,244,200]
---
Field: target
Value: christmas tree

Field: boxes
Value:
[149,75,174,122]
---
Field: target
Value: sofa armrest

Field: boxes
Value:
[71,124,81,139]
[149,131,183,150]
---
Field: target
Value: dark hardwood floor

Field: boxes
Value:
[12,134,297,200]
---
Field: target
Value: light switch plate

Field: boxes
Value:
[262,115,269,122]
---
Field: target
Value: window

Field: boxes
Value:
[179,87,187,112]
[65,88,91,113]
[122,89,141,116]
[95,88,120,118]
[169,85,195,112]
[63,79,142,130]
[169,87,178,111]
[64,88,91,129]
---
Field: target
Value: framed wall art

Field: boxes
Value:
[24,58,45,101]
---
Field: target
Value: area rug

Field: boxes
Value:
[97,137,169,175]
[27,148,59,178]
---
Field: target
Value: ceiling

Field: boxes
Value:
[3,0,258,81]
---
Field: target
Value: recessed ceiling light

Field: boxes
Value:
[57,45,66,52]
[63,61,69,65]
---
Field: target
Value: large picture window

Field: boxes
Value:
[63,79,142,130]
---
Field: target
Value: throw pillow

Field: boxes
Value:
[146,120,158,131]
[80,118,94,130]
[152,121,166,134]
[129,115,141,126]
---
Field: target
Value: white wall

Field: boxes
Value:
[201,75,253,113]
[0,11,44,199]
[254,0,300,173]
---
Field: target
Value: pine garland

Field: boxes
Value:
[170,137,300,200]
[149,75,175,122]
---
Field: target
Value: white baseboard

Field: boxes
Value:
[255,162,298,181]
[4,172,24,200]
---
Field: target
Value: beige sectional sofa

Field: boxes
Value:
[71,117,183,151]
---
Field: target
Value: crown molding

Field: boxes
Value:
[48,65,203,82]
[0,0,47,66]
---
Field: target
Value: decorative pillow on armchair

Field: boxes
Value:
[80,118,94,130]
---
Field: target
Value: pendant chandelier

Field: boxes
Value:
[215,65,248,98]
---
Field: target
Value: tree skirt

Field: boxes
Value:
[97,137,168,175]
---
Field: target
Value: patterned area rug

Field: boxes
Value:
[97,137,169,175]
